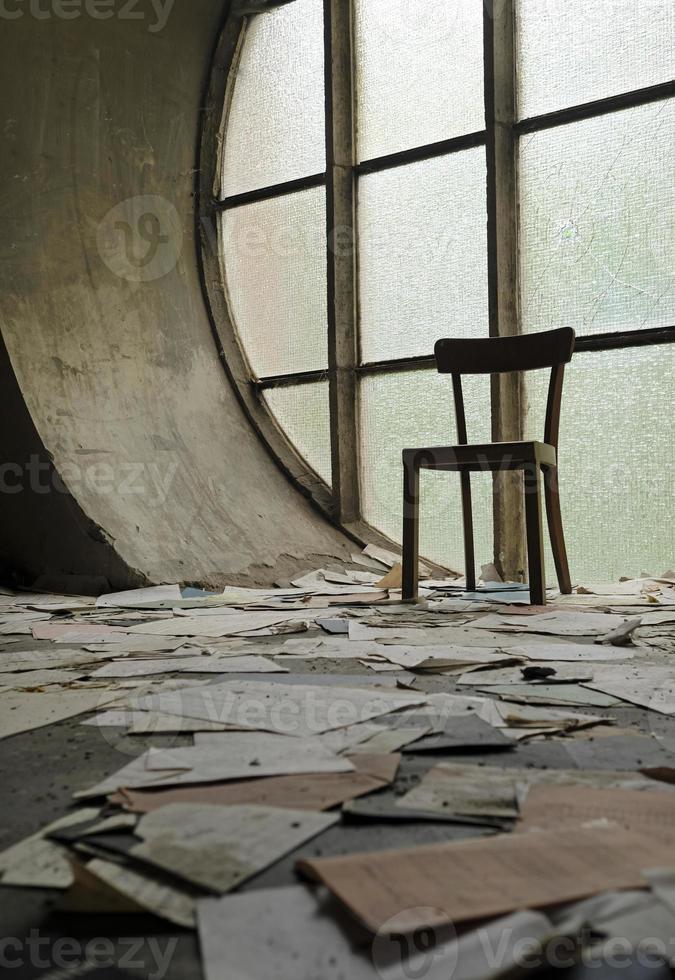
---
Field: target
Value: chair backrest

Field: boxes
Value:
[434,328,575,448]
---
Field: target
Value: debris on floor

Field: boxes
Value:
[2,553,675,977]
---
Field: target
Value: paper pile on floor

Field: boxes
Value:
[2,558,675,976]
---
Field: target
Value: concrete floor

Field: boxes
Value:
[1,629,673,980]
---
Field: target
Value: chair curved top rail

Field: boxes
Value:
[435,328,575,375]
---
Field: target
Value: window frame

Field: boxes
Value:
[198,0,675,572]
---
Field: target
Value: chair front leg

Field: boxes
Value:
[543,464,572,594]
[523,463,546,606]
[402,452,420,601]
[460,471,476,592]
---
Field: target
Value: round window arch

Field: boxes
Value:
[199,0,675,582]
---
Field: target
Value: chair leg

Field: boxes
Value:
[523,464,546,606]
[460,472,476,591]
[543,465,572,594]
[402,455,419,601]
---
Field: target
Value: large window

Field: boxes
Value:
[210,0,674,582]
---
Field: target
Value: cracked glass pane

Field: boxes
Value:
[264,382,332,486]
[524,345,675,582]
[221,188,327,378]
[516,0,675,118]
[221,0,325,197]
[519,100,675,337]
[355,0,484,161]
[358,149,489,362]
[359,370,493,573]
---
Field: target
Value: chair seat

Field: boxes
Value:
[402,440,557,472]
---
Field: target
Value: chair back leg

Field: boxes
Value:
[402,456,420,601]
[523,464,546,605]
[460,472,476,591]
[543,465,572,594]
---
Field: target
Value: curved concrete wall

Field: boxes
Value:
[0,0,351,588]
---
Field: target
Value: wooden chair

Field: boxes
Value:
[402,327,575,605]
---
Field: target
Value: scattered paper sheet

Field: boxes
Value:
[361,545,398,569]
[32,622,129,642]
[96,585,182,608]
[457,663,594,685]
[112,754,399,814]
[277,638,383,660]
[518,784,675,845]
[583,665,675,715]
[297,826,675,933]
[60,858,149,916]
[553,888,675,963]
[125,611,311,638]
[349,726,430,754]
[0,808,99,888]
[402,713,514,753]
[374,564,403,589]
[369,645,517,671]
[395,762,661,818]
[475,683,620,709]
[82,710,231,734]
[645,868,675,918]
[77,857,196,927]
[0,668,88,688]
[89,654,286,678]
[488,700,607,732]
[126,679,426,737]
[0,648,131,672]
[473,612,629,636]
[318,721,389,753]
[76,732,354,797]
[0,689,119,739]
[509,642,634,662]
[130,803,338,893]
[84,637,189,654]
[198,885,554,980]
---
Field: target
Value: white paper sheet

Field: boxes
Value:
[130,803,338,892]
[96,585,182,608]
[0,689,120,739]
[89,654,286,678]
[0,808,99,888]
[126,679,426,738]
[76,732,354,797]
[82,857,196,928]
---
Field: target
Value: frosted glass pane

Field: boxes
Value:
[221,0,325,197]
[358,150,489,361]
[520,102,675,337]
[524,345,675,584]
[264,382,332,485]
[360,371,492,572]
[517,0,675,118]
[221,189,327,378]
[355,0,484,161]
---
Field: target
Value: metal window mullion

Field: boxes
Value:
[215,172,327,211]
[324,0,360,524]
[484,0,526,582]
[515,79,675,134]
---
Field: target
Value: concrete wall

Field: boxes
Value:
[0,0,351,588]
